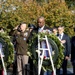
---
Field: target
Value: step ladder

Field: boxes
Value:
[38,35,56,75]
[0,43,7,75]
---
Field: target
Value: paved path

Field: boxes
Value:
[7,60,74,75]
[60,68,73,75]
[7,68,73,75]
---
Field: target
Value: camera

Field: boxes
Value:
[17,25,22,32]
[28,24,36,29]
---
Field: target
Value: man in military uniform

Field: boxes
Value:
[12,22,30,75]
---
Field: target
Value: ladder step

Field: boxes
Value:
[38,38,47,40]
[38,48,49,50]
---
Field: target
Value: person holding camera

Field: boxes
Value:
[12,22,30,75]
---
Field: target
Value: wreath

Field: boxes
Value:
[28,32,64,71]
[0,32,14,69]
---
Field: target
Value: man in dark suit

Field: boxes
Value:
[29,16,52,75]
[71,27,75,75]
[57,26,71,75]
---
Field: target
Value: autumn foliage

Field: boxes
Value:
[0,0,75,36]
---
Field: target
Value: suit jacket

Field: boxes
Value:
[30,25,52,39]
[28,25,52,58]
[60,34,71,57]
[71,36,75,62]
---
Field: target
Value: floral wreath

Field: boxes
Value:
[0,32,14,69]
[28,32,64,70]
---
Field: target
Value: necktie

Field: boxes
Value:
[59,34,61,39]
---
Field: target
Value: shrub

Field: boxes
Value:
[0,0,74,36]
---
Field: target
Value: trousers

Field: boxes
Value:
[17,55,29,75]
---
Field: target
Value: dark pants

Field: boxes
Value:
[12,61,17,75]
[12,53,17,75]
[73,65,75,75]
[28,57,34,75]
[56,59,67,75]
[62,59,67,75]
[72,61,75,75]
[32,64,44,75]
[29,57,44,75]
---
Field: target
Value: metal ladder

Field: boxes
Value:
[38,35,56,75]
[0,43,7,75]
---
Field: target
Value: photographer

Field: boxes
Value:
[28,24,37,75]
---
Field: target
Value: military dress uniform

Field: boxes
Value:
[13,30,30,75]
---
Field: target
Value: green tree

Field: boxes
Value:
[0,0,75,36]
[42,2,74,36]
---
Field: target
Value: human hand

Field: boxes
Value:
[13,25,19,30]
[27,51,32,56]
[65,56,69,60]
[61,40,66,44]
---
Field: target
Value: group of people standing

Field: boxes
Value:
[11,16,75,75]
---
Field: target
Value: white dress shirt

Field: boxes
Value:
[58,33,64,40]
[38,25,45,32]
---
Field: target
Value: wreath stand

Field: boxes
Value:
[0,43,7,75]
[38,35,56,75]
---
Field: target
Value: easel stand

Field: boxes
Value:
[38,35,56,75]
[0,44,7,75]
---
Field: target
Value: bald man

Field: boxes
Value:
[37,16,52,33]
[29,17,52,75]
